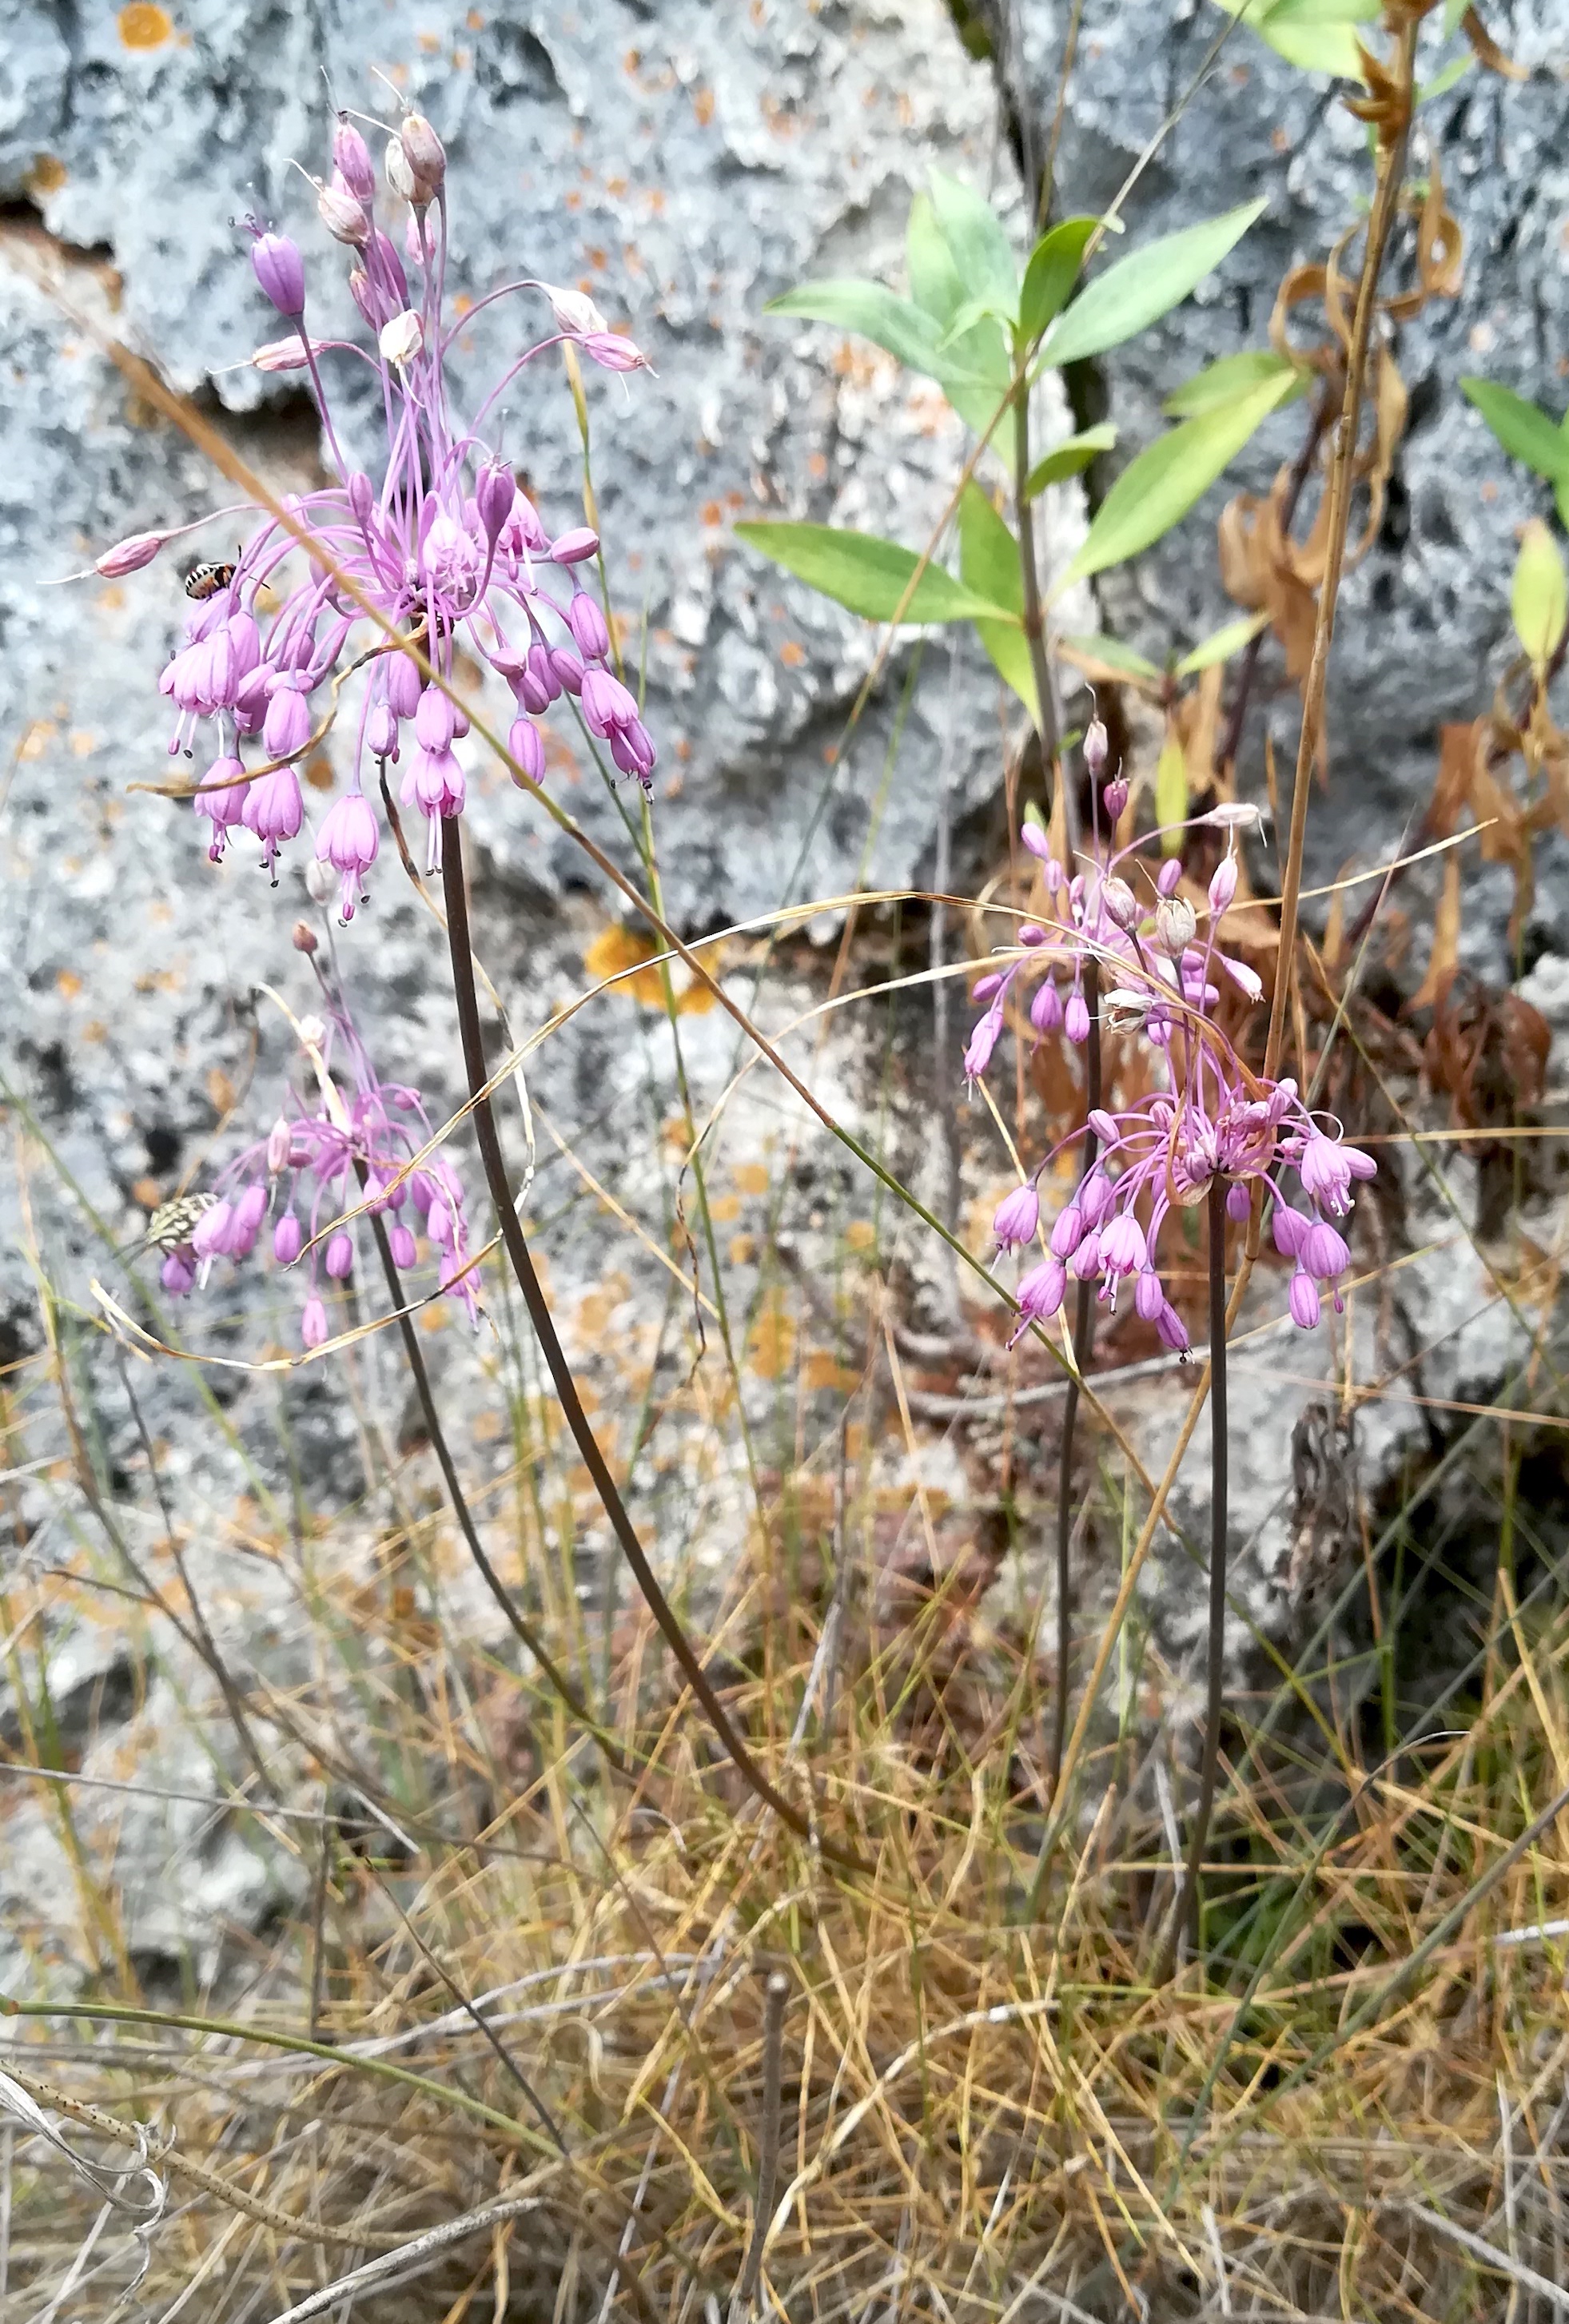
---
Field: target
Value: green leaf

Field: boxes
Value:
[959,486,1035,718]
[1173,610,1270,676]
[767,274,1009,440]
[1057,633,1163,683]
[906,192,966,324]
[1163,349,1303,418]
[1041,200,1267,371]
[1511,518,1568,671]
[734,521,1020,626]
[1417,54,1473,104]
[1023,423,1118,500]
[1558,476,1569,535]
[1054,371,1297,592]
[928,168,1018,321]
[938,293,1017,351]
[1213,0,1376,74]
[1018,217,1101,351]
[1443,0,1467,30]
[1155,728,1189,852]
[1460,376,1569,484]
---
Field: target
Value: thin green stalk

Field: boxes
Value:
[438,825,866,1874]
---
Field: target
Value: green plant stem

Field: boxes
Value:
[1161,1177,1230,1979]
[438,826,863,1873]
[360,1188,615,1762]
[1048,957,1101,1801]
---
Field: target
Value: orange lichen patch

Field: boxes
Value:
[82,1020,108,1045]
[18,722,55,762]
[131,1176,163,1211]
[471,1406,503,1443]
[24,154,67,195]
[803,1351,860,1394]
[69,730,96,757]
[118,3,172,47]
[55,969,82,1001]
[692,85,715,126]
[607,176,628,198]
[304,748,335,793]
[701,499,723,527]
[677,977,715,1016]
[418,29,441,51]
[733,1163,771,1196]
[576,1276,629,1337]
[845,1220,878,1254]
[707,1193,742,1224]
[747,1291,796,1380]
[780,639,806,668]
[586,245,607,270]
[466,6,485,24]
[452,291,474,318]
[728,1234,755,1266]
[583,922,667,1005]
[419,1303,448,1334]
[206,1067,235,1116]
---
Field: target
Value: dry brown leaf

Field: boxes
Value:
[1462,4,1527,79]
[1409,853,1461,1012]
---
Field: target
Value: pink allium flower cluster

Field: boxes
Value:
[970,761,1376,1345]
[101,105,655,899]
[160,1001,479,1348]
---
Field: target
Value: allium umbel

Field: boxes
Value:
[100,105,655,900]
[157,998,481,1348]
[977,791,1375,1345]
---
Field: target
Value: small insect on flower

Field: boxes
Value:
[133,1191,217,1253]
[183,561,238,603]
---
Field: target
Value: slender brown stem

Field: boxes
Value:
[438,826,865,1872]
[1161,1178,1230,1980]
[360,1192,615,1760]
[1264,32,1417,1083]
[729,1970,790,2322]
[1048,957,1101,1800]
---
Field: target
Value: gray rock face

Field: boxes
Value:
[1004,0,1569,949]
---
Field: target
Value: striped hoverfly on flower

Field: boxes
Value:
[129,1191,215,1256]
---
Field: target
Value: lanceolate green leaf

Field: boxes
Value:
[1023,424,1118,500]
[734,522,1020,626]
[1018,217,1101,351]
[1164,350,1303,418]
[958,484,1035,718]
[904,193,1014,433]
[766,281,997,392]
[1041,200,1267,372]
[1511,518,1568,671]
[1460,377,1569,484]
[1054,371,1296,593]
[929,168,1019,320]
[1215,0,1376,77]
[906,192,966,324]
[1174,610,1270,676]
[1057,634,1163,683]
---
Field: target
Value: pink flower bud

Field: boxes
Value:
[1156,1300,1190,1353]
[261,683,311,761]
[543,281,608,336]
[1019,922,1047,947]
[161,1251,196,1297]
[508,716,547,783]
[384,133,418,204]
[1209,854,1238,915]
[273,1212,303,1264]
[992,1183,1041,1252]
[1069,1230,1102,1283]
[192,1200,235,1261]
[325,1230,354,1280]
[231,1184,268,1254]
[1083,718,1109,775]
[1049,1204,1085,1259]
[301,1295,329,1349]
[1288,1270,1321,1330]
[347,471,375,527]
[1302,1220,1350,1281]
[386,652,423,720]
[1030,977,1062,1035]
[1156,896,1197,956]
[1100,1213,1147,1276]
[476,460,516,544]
[1134,1268,1164,1323]
[550,644,585,696]
[1101,777,1129,821]
[582,332,650,373]
[1009,1256,1068,1343]
[1065,992,1090,1045]
[266,1116,293,1175]
[250,231,306,318]
[1156,858,1183,897]
[333,118,376,204]
[414,682,456,754]
[367,702,398,760]
[568,591,611,660]
[1225,1181,1252,1224]
[550,527,600,566]
[96,529,166,578]
[1020,821,1052,862]
[1100,876,1137,931]
[388,1222,417,1269]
